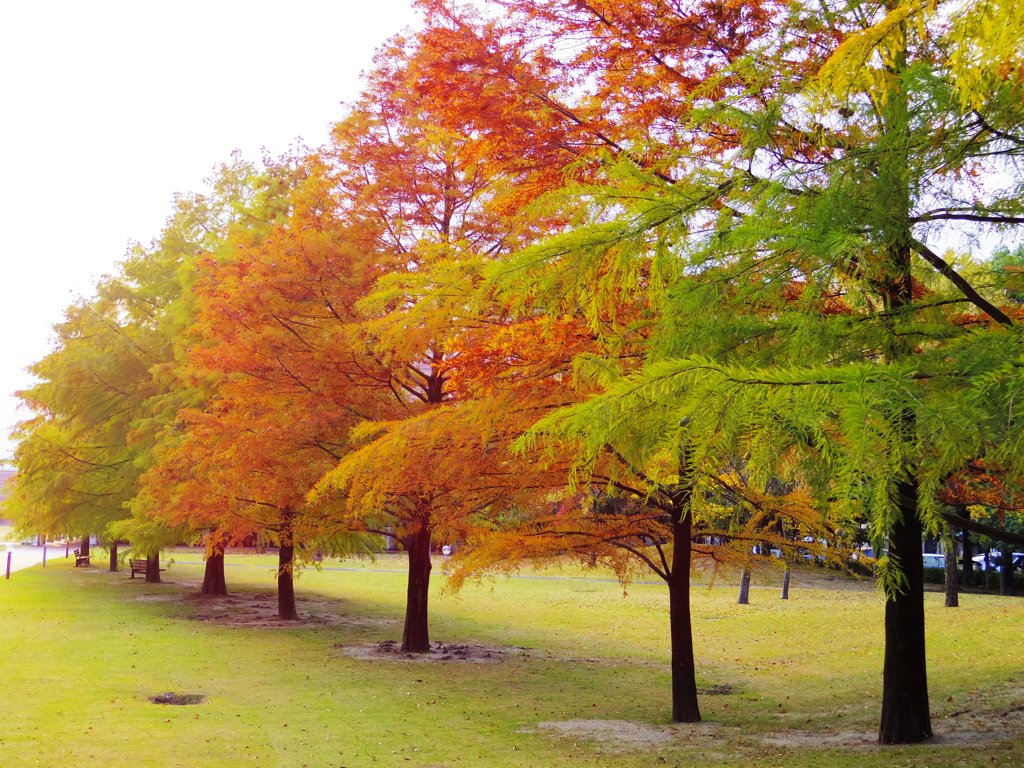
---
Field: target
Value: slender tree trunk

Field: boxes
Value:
[781,566,791,600]
[737,569,751,604]
[401,521,433,653]
[999,549,1016,597]
[961,526,973,583]
[201,549,228,596]
[109,542,118,572]
[943,536,959,608]
[145,553,161,584]
[80,536,90,558]
[277,543,298,620]
[668,511,700,722]
[878,478,932,744]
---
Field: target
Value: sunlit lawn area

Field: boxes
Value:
[0,552,1021,767]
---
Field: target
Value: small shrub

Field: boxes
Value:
[922,567,1024,591]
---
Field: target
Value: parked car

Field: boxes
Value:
[922,553,946,569]
[972,552,1024,572]
[798,536,828,561]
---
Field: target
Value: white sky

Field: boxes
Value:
[0,0,422,461]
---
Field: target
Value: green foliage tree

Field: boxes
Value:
[6,158,259,575]
[468,0,1024,743]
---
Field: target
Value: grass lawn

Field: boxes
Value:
[0,552,1020,767]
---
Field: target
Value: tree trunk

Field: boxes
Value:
[668,511,701,723]
[109,542,118,572]
[201,549,228,596]
[277,543,298,620]
[943,539,959,608]
[781,566,791,600]
[878,479,932,744]
[145,553,161,584]
[401,522,433,653]
[961,526,973,582]
[737,569,751,604]
[80,536,90,558]
[999,549,1016,597]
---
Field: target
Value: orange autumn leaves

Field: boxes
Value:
[129,0,842,564]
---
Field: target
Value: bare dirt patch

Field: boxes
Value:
[183,592,396,629]
[759,706,1024,749]
[760,728,876,749]
[529,719,727,753]
[338,640,530,663]
[532,714,1022,755]
[122,582,395,629]
[149,692,206,705]
[131,594,179,602]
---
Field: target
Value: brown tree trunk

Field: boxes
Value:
[878,478,932,744]
[109,542,118,572]
[961,526,973,582]
[277,543,298,620]
[401,522,433,653]
[737,569,751,604]
[999,549,1016,597]
[145,553,161,584]
[202,549,228,596]
[80,536,90,558]
[781,566,791,600]
[869,37,931,743]
[943,541,959,608]
[668,511,700,723]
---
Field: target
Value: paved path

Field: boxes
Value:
[2,543,76,576]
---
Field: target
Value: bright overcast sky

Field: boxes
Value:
[0,0,422,461]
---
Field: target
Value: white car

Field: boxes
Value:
[971,552,1024,572]
[922,553,947,569]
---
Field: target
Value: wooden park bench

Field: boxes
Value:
[129,558,166,579]
[74,549,90,567]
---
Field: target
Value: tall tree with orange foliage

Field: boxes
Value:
[311,313,602,652]
[134,158,393,616]
[297,27,608,651]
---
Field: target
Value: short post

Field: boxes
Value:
[5,551,11,579]
[42,545,47,567]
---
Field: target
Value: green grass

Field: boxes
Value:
[0,552,1021,767]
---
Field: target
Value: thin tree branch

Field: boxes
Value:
[909,238,1015,327]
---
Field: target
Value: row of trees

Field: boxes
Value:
[4,0,1024,745]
